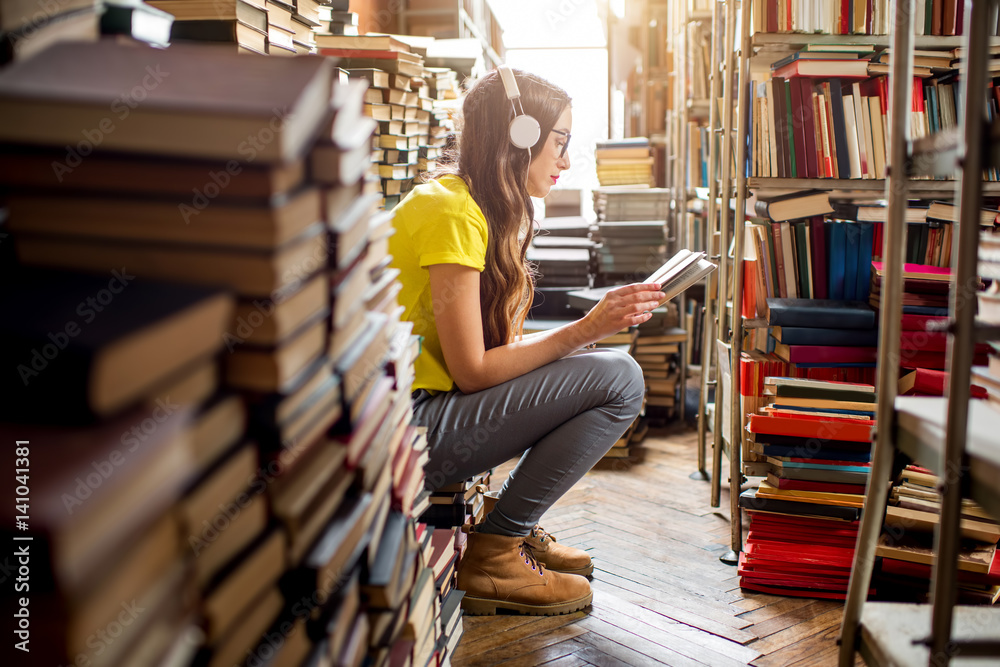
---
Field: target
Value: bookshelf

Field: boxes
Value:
[396,0,504,68]
[707,0,1000,565]
[838,0,1000,661]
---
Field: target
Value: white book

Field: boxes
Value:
[869,96,886,179]
[851,83,871,179]
[842,94,863,179]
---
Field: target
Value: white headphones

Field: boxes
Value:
[498,65,541,150]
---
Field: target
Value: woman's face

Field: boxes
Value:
[526,105,572,198]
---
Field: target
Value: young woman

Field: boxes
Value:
[388,67,664,616]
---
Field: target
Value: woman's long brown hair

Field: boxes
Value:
[427,68,571,350]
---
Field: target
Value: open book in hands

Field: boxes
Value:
[647,249,717,307]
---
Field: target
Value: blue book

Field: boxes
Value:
[843,221,859,300]
[902,305,949,316]
[827,222,846,299]
[856,223,874,301]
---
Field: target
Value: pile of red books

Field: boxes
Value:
[739,376,876,599]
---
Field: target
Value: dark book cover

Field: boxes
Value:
[809,216,829,299]
[784,79,798,178]
[827,222,847,300]
[0,268,231,424]
[772,77,790,178]
[771,222,789,298]
[739,488,861,520]
[856,223,875,301]
[799,79,819,178]
[829,80,851,179]
[793,221,811,298]
[843,222,860,301]
[767,465,869,485]
[775,326,878,346]
[766,298,876,329]
[789,77,809,179]
[758,443,871,462]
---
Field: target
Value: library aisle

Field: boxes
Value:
[454,421,863,667]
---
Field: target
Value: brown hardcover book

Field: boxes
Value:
[0,145,304,199]
[147,0,267,31]
[0,404,194,597]
[7,186,321,249]
[0,40,333,162]
[16,222,329,298]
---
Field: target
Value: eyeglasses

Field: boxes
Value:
[552,129,571,159]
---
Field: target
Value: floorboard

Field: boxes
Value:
[451,422,866,666]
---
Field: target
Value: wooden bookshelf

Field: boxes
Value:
[837,0,1000,661]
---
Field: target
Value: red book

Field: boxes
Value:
[789,77,810,178]
[749,413,875,442]
[778,344,877,364]
[899,330,948,351]
[799,81,819,179]
[766,476,867,495]
[766,0,778,34]
[898,368,989,398]
[772,59,871,79]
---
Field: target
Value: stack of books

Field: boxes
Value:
[0,270,234,666]
[363,510,420,662]
[871,262,991,370]
[876,465,1000,604]
[529,217,596,317]
[421,474,489,529]
[319,0,356,36]
[421,67,460,178]
[634,328,687,415]
[526,245,593,288]
[419,525,465,665]
[593,186,671,223]
[767,298,879,366]
[0,0,98,63]
[592,219,668,286]
[0,40,437,667]
[739,376,876,599]
[594,137,655,186]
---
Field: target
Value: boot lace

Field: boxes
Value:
[518,540,545,576]
[530,525,557,544]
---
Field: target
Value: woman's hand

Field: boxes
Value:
[580,283,666,342]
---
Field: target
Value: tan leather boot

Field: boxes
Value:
[456,529,593,616]
[479,489,594,577]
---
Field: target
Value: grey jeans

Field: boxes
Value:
[412,347,645,536]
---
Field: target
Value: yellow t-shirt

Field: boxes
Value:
[389,174,488,393]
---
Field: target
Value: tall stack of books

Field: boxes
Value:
[594,137,655,186]
[876,465,1000,604]
[321,34,428,209]
[738,376,875,600]
[634,327,687,417]
[421,66,460,178]
[0,0,98,64]
[592,187,670,287]
[0,40,434,667]
[0,269,233,666]
[530,215,594,317]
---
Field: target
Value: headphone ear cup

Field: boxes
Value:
[508,114,541,150]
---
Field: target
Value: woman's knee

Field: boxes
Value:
[585,348,645,415]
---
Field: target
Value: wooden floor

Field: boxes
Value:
[452,422,866,667]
